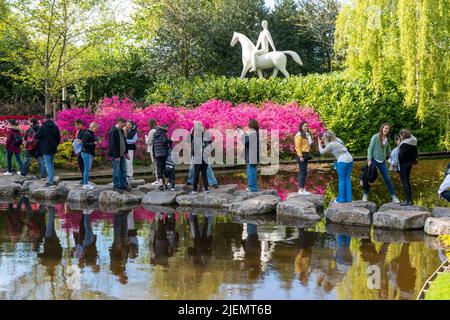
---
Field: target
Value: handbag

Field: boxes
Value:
[302,151,313,161]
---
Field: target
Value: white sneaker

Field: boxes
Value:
[82,184,94,190]
[151,180,159,185]
[362,194,368,201]
[191,191,198,194]
[3,172,12,176]
[392,196,400,203]
[298,190,311,195]
[16,171,22,176]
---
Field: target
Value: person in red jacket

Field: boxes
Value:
[4,119,24,175]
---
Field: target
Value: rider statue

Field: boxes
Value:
[250,20,276,72]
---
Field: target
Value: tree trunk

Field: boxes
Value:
[44,80,50,115]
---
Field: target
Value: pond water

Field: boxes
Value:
[0,159,448,300]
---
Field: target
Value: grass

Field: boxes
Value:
[425,272,450,300]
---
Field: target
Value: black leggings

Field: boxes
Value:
[155,156,167,180]
[399,163,413,202]
[296,155,308,189]
[193,162,208,192]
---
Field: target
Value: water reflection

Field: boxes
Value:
[151,213,178,267]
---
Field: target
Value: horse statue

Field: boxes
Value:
[230,31,303,79]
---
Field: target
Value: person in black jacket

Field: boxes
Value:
[108,118,129,191]
[242,119,260,192]
[398,129,418,206]
[35,114,61,187]
[190,121,211,193]
[124,120,138,181]
[21,118,47,178]
[81,122,98,189]
[152,123,172,191]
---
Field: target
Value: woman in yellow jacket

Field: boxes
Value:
[295,121,313,195]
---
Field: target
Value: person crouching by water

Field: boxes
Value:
[366,123,400,203]
[295,121,313,195]
[240,119,260,192]
[108,118,130,191]
[318,131,353,203]
[81,122,99,190]
[397,129,418,206]
[152,123,172,191]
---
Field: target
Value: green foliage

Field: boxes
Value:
[425,273,450,300]
[146,72,444,154]
[54,141,77,169]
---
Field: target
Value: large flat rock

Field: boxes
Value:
[373,229,425,243]
[325,202,373,226]
[176,192,235,208]
[229,194,280,215]
[233,189,279,202]
[432,207,450,218]
[29,181,69,199]
[286,192,324,210]
[378,202,428,212]
[373,209,430,230]
[128,179,146,188]
[98,189,144,205]
[67,185,111,203]
[0,182,22,196]
[137,183,190,193]
[276,197,320,221]
[142,190,187,206]
[424,217,450,236]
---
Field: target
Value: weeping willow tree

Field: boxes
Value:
[334,0,449,149]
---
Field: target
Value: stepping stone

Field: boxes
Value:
[234,189,279,202]
[58,180,84,188]
[142,190,187,206]
[276,216,318,229]
[325,223,371,239]
[98,189,144,205]
[176,192,235,208]
[373,229,424,243]
[128,179,146,188]
[229,194,280,215]
[210,184,238,194]
[373,209,430,230]
[142,204,177,214]
[432,207,450,218]
[29,181,69,199]
[231,214,277,225]
[325,202,374,226]
[378,202,428,212]
[137,183,190,193]
[286,192,324,210]
[276,197,320,221]
[98,202,140,213]
[424,217,450,236]
[67,185,110,203]
[0,182,22,196]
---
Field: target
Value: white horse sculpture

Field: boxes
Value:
[230,32,303,79]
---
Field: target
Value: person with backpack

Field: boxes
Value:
[81,122,99,190]
[318,131,353,203]
[35,114,61,187]
[73,119,86,176]
[124,120,138,181]
[20,118,46,178]
[152,123,172,191]
[4,119,24,176]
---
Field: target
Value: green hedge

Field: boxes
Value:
[146,72,443,155]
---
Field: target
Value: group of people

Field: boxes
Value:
[3,115,450,205]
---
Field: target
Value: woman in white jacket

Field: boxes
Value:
[145,119,159,185]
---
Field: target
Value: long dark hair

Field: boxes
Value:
[248,118,259,131]
[378,123,390,146]
[148,118,157,130]
[299,121,308,138]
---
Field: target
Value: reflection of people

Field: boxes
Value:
[150,213,178,266]
[127,211,139,259]
[17,196,46,252]
[109,212,129,284]
[334,235,353,273]
[359,239,389,299]
[250,20,276,72]
[73,210,98,270]
[38,206,63,276]
[386,243,417,300]
[188,213,214,267]
[241,223,262,281]
[294,228,313,285]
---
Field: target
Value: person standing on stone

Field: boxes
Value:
[438,163,450,203]
[191,121,211,194]
[250,20,276,72]
[21,118,46,178]
[367,123,400,203]
[152,123,172,191]
[4,119,24,176]
[242,119,260,192]
[145,119,159,185]
[73,119,86,176]
[108,118,130,191]
[35,114,61,188]
[318,131,353,203]
[124,120,138,181]
[81,122,99,190]
[397,129,418,206]
[295,121,313,195]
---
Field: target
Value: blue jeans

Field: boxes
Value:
[366,160,396,197]
[246,164,258,192]
[112,156,127,188]
[7,151,24,172]
[21,151,46,177]
[188,162,218,185]
[441,190,450,203]
[81,152,93,185]
[336,161,353,203]
[43,154,55,184]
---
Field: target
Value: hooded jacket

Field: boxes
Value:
[5,126,22,154]
[398,135,418,167]
[152,127,171,158]
[24,124,43,157]
[108,125,128,159]
[35,120,61,155]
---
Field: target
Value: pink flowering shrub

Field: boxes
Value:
[55,97,325,159]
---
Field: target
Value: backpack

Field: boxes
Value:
[14,132,23,146]
[25,128,37,151]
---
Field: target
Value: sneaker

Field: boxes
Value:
[82,184,94,190]
[18,173,26,177]
[79,181,84,185]
[401,201,412,206]
[212,184,219,189]
[159,185,164,191]
[204,190,209,193]
[392,196,400,203]
[170,188,175,191]
[127,176,134,181]
[164,185,169,190]
[191,191,198,194]
[298,190,311,196]
[151,180,160,185]
[185,182,193,186]
[246,187,250,192]
[3,172,12,176]
[45,183,55,188]
[362,194,368,201]
[16,171,22,176]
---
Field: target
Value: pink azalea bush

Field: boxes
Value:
[55,97,325,159]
